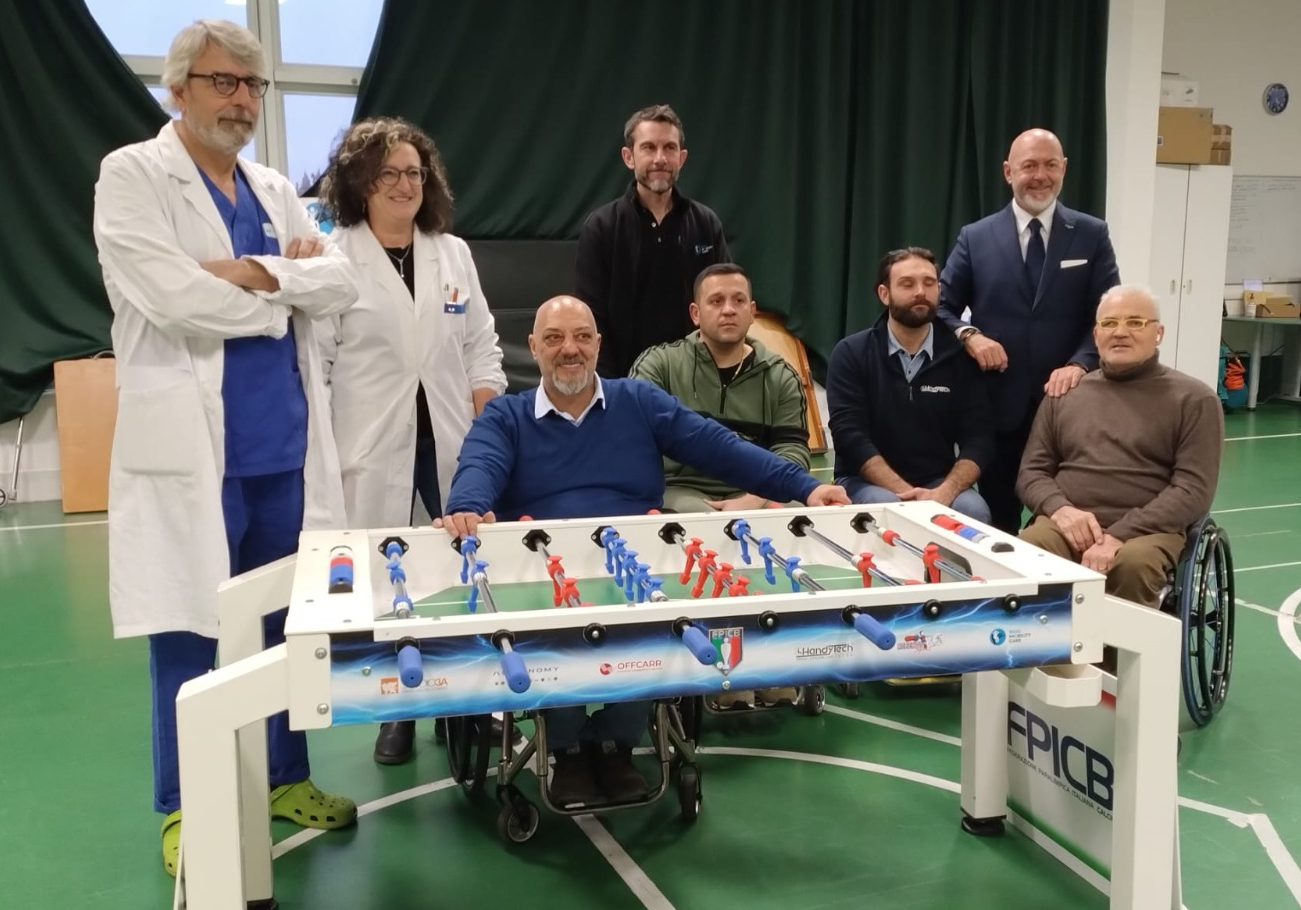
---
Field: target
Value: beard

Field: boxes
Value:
[887,297,937,328]
[636,167,676,194]
[186,109,255,156]
[550,360,593,396]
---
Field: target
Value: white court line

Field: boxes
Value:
[1277,589,1301,664]
[1213,502,1301,515]
[1238,598,1301,623]
[0,518,107,532]
[1237,560,1301,574]
[1226,432,1301,442]
[1233,530,1294,539]
[573,814,677,910]
[821,703,962,746]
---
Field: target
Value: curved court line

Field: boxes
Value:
[820,702,962,746]
[1277,589,1301,664]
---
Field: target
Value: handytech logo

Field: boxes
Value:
[795,643,854,660]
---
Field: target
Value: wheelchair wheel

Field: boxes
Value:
[1179,521,1235,726]
[446,714,493,796]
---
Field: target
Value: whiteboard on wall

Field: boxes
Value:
[1225,175,1301,283]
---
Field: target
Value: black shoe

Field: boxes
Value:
[374,720,416,765]
[548,747,600,808]
[485,716,524,744]
[594,744,649,801]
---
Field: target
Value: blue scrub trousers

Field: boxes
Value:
[148,470,309,814]
[544,703,652,753]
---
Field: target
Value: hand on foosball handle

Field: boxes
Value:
[805,484,851,507]
[436,511,497,539]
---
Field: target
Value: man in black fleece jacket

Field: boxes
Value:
[827,247,995,523]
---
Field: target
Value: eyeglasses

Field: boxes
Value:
[377,166,429,187]
[1096,316,1160,330]
[187,72,270,99]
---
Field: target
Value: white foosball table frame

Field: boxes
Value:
[173,502,1182,910]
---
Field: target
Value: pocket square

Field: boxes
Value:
[1061,259,1088,269]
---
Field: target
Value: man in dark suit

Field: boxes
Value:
[939,128,1120,534]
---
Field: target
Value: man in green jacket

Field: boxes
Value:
[630,263,812,513]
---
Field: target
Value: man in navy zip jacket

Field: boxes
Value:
[444,296,848,808]
[827,248,994,523]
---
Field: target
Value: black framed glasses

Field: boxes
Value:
[377,166,430,187]
[187,71,271,98]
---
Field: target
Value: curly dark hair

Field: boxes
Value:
[319,117,454,233]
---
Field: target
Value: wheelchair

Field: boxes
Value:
[1161,515,1235,727]
[444,700,702,845]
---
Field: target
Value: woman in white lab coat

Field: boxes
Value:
[318,117,506,764]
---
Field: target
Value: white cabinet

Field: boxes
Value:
[1148,164,1233,389]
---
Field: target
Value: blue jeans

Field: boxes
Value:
[543,703,651,752]
[836,475,992,525]
[148,470,310,813]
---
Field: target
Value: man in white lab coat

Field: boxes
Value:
[92,20,359,876]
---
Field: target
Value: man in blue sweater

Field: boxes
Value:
[827,248,995,523]
[444,296,848,806]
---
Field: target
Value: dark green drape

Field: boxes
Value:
[0,0,166,423]
[356,0,1108,375]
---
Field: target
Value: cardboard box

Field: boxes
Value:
[52,357,118,513]
[1160,74,1200,107]
[1210,148,1232,165]
[1156,107,1213,164]
[1244,290,1299,318]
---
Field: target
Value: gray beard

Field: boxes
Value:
[551,369,592,397]
[186,112,254,156]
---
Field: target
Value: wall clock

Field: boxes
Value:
[1263,83,1289,115]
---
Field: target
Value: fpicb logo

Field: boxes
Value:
[1008,702,1114,812]
[709,627,743,675]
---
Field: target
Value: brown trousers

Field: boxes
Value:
[1019,515,1186,607]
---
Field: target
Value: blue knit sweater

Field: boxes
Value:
[446,379,819,520]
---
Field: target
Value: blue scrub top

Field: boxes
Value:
[200,167,308,477]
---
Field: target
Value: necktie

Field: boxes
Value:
[1025,217,1045,296]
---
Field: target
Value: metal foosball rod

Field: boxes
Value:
[782,515,908,587]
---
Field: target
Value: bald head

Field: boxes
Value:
[1004,128,1067,216]
[1097,285,1160,321]
[530,295,601,398]
[533,295,595,335]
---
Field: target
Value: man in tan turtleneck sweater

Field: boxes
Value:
[1016,285,1224,606]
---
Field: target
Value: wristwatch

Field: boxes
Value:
[958,326,981,342]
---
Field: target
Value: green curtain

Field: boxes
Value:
[0,0,166,424]
[357,0,1109,375]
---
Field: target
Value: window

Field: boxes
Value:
[89,0,377,181]
[278,0,385,67]
[86,0,240,58]
[284,93,355,193]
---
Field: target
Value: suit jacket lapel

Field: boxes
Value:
[1034,205,1076,308]
[994,205,1032,304]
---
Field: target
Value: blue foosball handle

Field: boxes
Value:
[851,612,897,651]
[680,624,717,665]
[500,649,531,693]
[385,542,404,559]
[397,643,424,688]
[733,520,752,564]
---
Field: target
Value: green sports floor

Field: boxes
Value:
[2,405,1299,910]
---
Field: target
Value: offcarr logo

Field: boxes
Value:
[1008,702,1114,817]
[599,659,663,675]
[710,627,744,675]
[795,644,854,660]
[895,631,942,652]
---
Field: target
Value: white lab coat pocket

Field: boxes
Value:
[113,371,205,476]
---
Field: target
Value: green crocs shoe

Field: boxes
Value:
[161,809,183,877]
[270,780,357,829]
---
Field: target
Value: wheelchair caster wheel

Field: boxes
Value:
[799,685,825,716]
[497,799,540,844]
[837,682,860,699]
[677,764,702,822]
